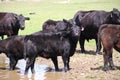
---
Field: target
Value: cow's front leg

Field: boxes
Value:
[79,37,85,53]
[9,58,18,70]
[62,56,70,72]
[51,57,59,71]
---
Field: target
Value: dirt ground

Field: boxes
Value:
[0,47,120,80]
[37,49,120,80]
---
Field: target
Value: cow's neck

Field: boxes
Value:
[106,13,117,24]
[69,36,79,56]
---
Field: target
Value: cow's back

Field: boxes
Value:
[0,12,8,20]
[99,24,120,38]
[24,34,70,58]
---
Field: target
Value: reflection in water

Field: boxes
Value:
[0,55,47,80]
[0,55,66,80]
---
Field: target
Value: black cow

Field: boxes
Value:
[42,19,82,51]
[42,19,76,32]
[0,36,25,70]
[98,24,120,71]
[0,12,30,39]
[73,8,120,54]
[24,20,81,74]
[0,31,68,72]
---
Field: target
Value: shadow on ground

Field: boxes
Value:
[76,50,102,55]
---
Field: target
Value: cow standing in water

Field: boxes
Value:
[0,12,30,39]
[24,19,81,74]
[0,36,25,70]
[73,8,120,54]
[98,24,120,71]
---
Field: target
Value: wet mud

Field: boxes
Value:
[0,54,66,80]
[0,51,120,80]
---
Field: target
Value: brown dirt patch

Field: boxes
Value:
[36,49,120,80]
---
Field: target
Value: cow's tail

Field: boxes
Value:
[96,32,101,54]
[96,27,102,54]
[24,36,29,60]
[24,43,27,60]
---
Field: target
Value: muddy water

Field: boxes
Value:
[0,54,66,80]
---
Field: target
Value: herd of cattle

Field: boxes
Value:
[0,8,120,74]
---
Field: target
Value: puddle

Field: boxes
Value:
[0,54,66,80]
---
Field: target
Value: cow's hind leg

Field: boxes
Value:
[108,50,117,70]
[96,38,102,54]
[51,57,59,71]
[30,58,35,73]
[103,49,109,71]
[25,57,35,74]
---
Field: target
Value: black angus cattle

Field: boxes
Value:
[42,19,81,52]
[0,36,25,70]
[0,31,67,72]
[0,31,51,71]
[24,33,70,74]
[98,24,120,71]
[24,20,81,74]
[73,8,120,54]
[0,12,30,39]
[0,19,80,74]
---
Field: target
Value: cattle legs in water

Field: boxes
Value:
[25,57,35,74]
[51,56,70,72]
[9,58,18,70]
[51,57,59,71]
[103,49,117,71]
[62,56,70,72]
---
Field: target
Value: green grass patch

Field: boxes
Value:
[0,0,120,47]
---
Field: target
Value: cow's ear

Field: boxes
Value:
[63,19,69,23]
[111,8,119,16]
[13,14,18,19]
[113,8,119,12]
[19,14,23,16]
[25,17,30,20]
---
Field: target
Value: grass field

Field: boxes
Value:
[0,0,120,47]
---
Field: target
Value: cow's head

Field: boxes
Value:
[15,14,30,30]
[111,8,120,24]
[63,19,81,38]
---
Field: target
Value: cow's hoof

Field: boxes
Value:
[81,50,86,53]
[55,68,60,71]
[24,72,28,75]
[9,68,14,71]
[96,51,102,55]
[31,70,35,74]
[110,66,117,70]
[103,67,109,71]
[24,70,29,75]
[64,67,69,72]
